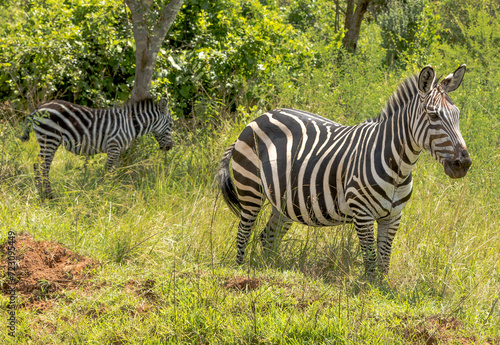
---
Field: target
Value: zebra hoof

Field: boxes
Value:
[364,269,378,282]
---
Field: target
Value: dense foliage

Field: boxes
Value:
[0,0,325,120]
[0,0,132,107]
[376,0,440,66]
[1,0,498,124]
[155,0,319,120]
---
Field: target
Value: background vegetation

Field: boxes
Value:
[0,0,499,343]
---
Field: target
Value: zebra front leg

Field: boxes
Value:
[354,218,377,279]
[260,208,292,259]
[376,214,402,276]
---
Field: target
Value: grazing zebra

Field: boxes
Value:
[217,65,471,277]
[21,98,173,199]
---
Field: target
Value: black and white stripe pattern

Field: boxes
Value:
[217,65,471,277]
[21,98,173,199]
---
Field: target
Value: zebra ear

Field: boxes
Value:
[158,98,168,114]
[418,65,435,94]
[441,64,466,93]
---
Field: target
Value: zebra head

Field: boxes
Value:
[153,98,174,151]
[415,64,471,178]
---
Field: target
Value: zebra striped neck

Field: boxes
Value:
[123,99,159,137]
[367,74,423,178]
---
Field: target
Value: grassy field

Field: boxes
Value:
[1,63,499,343]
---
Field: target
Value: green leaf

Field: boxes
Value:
[179,84,191,99]
[167,56,182,71]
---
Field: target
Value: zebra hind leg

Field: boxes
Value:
[34,135,60,199]
[34,152,56,200]
[105,142,122,173]
[34,162,43,197]
[260,208,293,261]
[235,208,262,264]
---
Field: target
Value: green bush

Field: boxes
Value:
[435,0,499,68]
[153,0,318,122]
[1,0,497,130]
[377,0,439,67]
[0,0,324,125]
[0,0,133,108]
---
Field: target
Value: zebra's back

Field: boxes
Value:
[31,100,131,156]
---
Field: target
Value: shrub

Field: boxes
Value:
[376,0,439,67]
[0,0,320,126]
[153,0,317,122]
[0,0,133,109]
[434,0,500,68]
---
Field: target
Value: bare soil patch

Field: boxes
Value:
[0,233,97,307]
[124,278,159,301]
[398,314,496,344]
[223,276,260,292]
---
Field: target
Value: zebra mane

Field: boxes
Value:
[120,98,157,110]
[369,73,421,123]
[370,72,448,122]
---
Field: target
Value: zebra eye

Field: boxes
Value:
[428,111,439,118]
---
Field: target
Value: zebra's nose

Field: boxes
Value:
[161,141,174,151]
[454,149,472,170]
[446,148,471,178]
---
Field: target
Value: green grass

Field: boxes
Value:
[1,58,499,343]
[1,109,499,344]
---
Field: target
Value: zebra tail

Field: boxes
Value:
[216,142,241,217]
[20,110,36,141]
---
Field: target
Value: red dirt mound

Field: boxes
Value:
[399,314,496,345]
[224,276,260,292]
[0,233,97,302]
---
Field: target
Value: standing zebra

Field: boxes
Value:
[21,98,173,199]
[217,65,471,277]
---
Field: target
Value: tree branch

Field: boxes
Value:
[342,0,372,52]
[155,0,184,40]
[124,0,184,102]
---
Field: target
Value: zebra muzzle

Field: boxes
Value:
[443,148,472,178]
[161,142,173,151]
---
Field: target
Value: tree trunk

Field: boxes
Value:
[125,0,184,102]
[342,0,371,52]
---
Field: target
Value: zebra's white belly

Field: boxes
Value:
[260,185,355,227]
